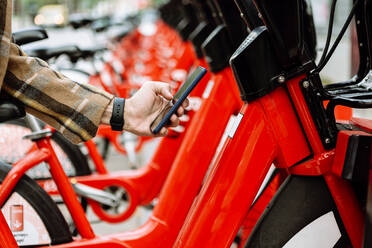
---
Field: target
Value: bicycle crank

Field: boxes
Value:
[71,182,121,208]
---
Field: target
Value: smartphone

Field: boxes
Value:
[150,66,207,134]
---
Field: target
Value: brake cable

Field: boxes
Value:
[313,0,360,74]
[317,0,337,67]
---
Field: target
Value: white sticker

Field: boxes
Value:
[228,113,244,139]
[1,192,51,246]
[202,80,215,99]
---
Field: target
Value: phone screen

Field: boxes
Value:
[173,69,202,99]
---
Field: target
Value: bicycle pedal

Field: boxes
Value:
[22,129,53,140]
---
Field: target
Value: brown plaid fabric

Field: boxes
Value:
[0,0,113,144]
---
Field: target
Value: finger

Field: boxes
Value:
[182,98,190,108]
[169,114,180,127]
[158,127,168,136]
[150,82,173,100]
[176,107,184,117]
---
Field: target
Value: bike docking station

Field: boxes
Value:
[0,0,372,247]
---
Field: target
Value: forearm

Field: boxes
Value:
[4,42,114,144]
[100,99,114,125]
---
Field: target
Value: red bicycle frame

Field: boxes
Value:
[174,76,367,248]
[0,211,17,248]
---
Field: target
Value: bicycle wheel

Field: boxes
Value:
[0,161,72,246]
[244,175,351,248]
[0,118,91,179]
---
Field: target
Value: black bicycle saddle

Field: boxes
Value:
[13,27,48,46]
[0,98,25,123]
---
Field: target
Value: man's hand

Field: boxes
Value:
[101,82,189,136]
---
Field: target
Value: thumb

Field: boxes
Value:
[151,82,173,100]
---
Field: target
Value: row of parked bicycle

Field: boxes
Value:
[0,0,371,247]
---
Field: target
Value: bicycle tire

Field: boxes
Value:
[0,118,91,179]
[0,161,72,246]
[245,175,351,248]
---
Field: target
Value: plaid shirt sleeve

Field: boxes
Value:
[0,0,114,144]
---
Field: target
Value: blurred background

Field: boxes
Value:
[12,0,146,28]
[11,0,357,85]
